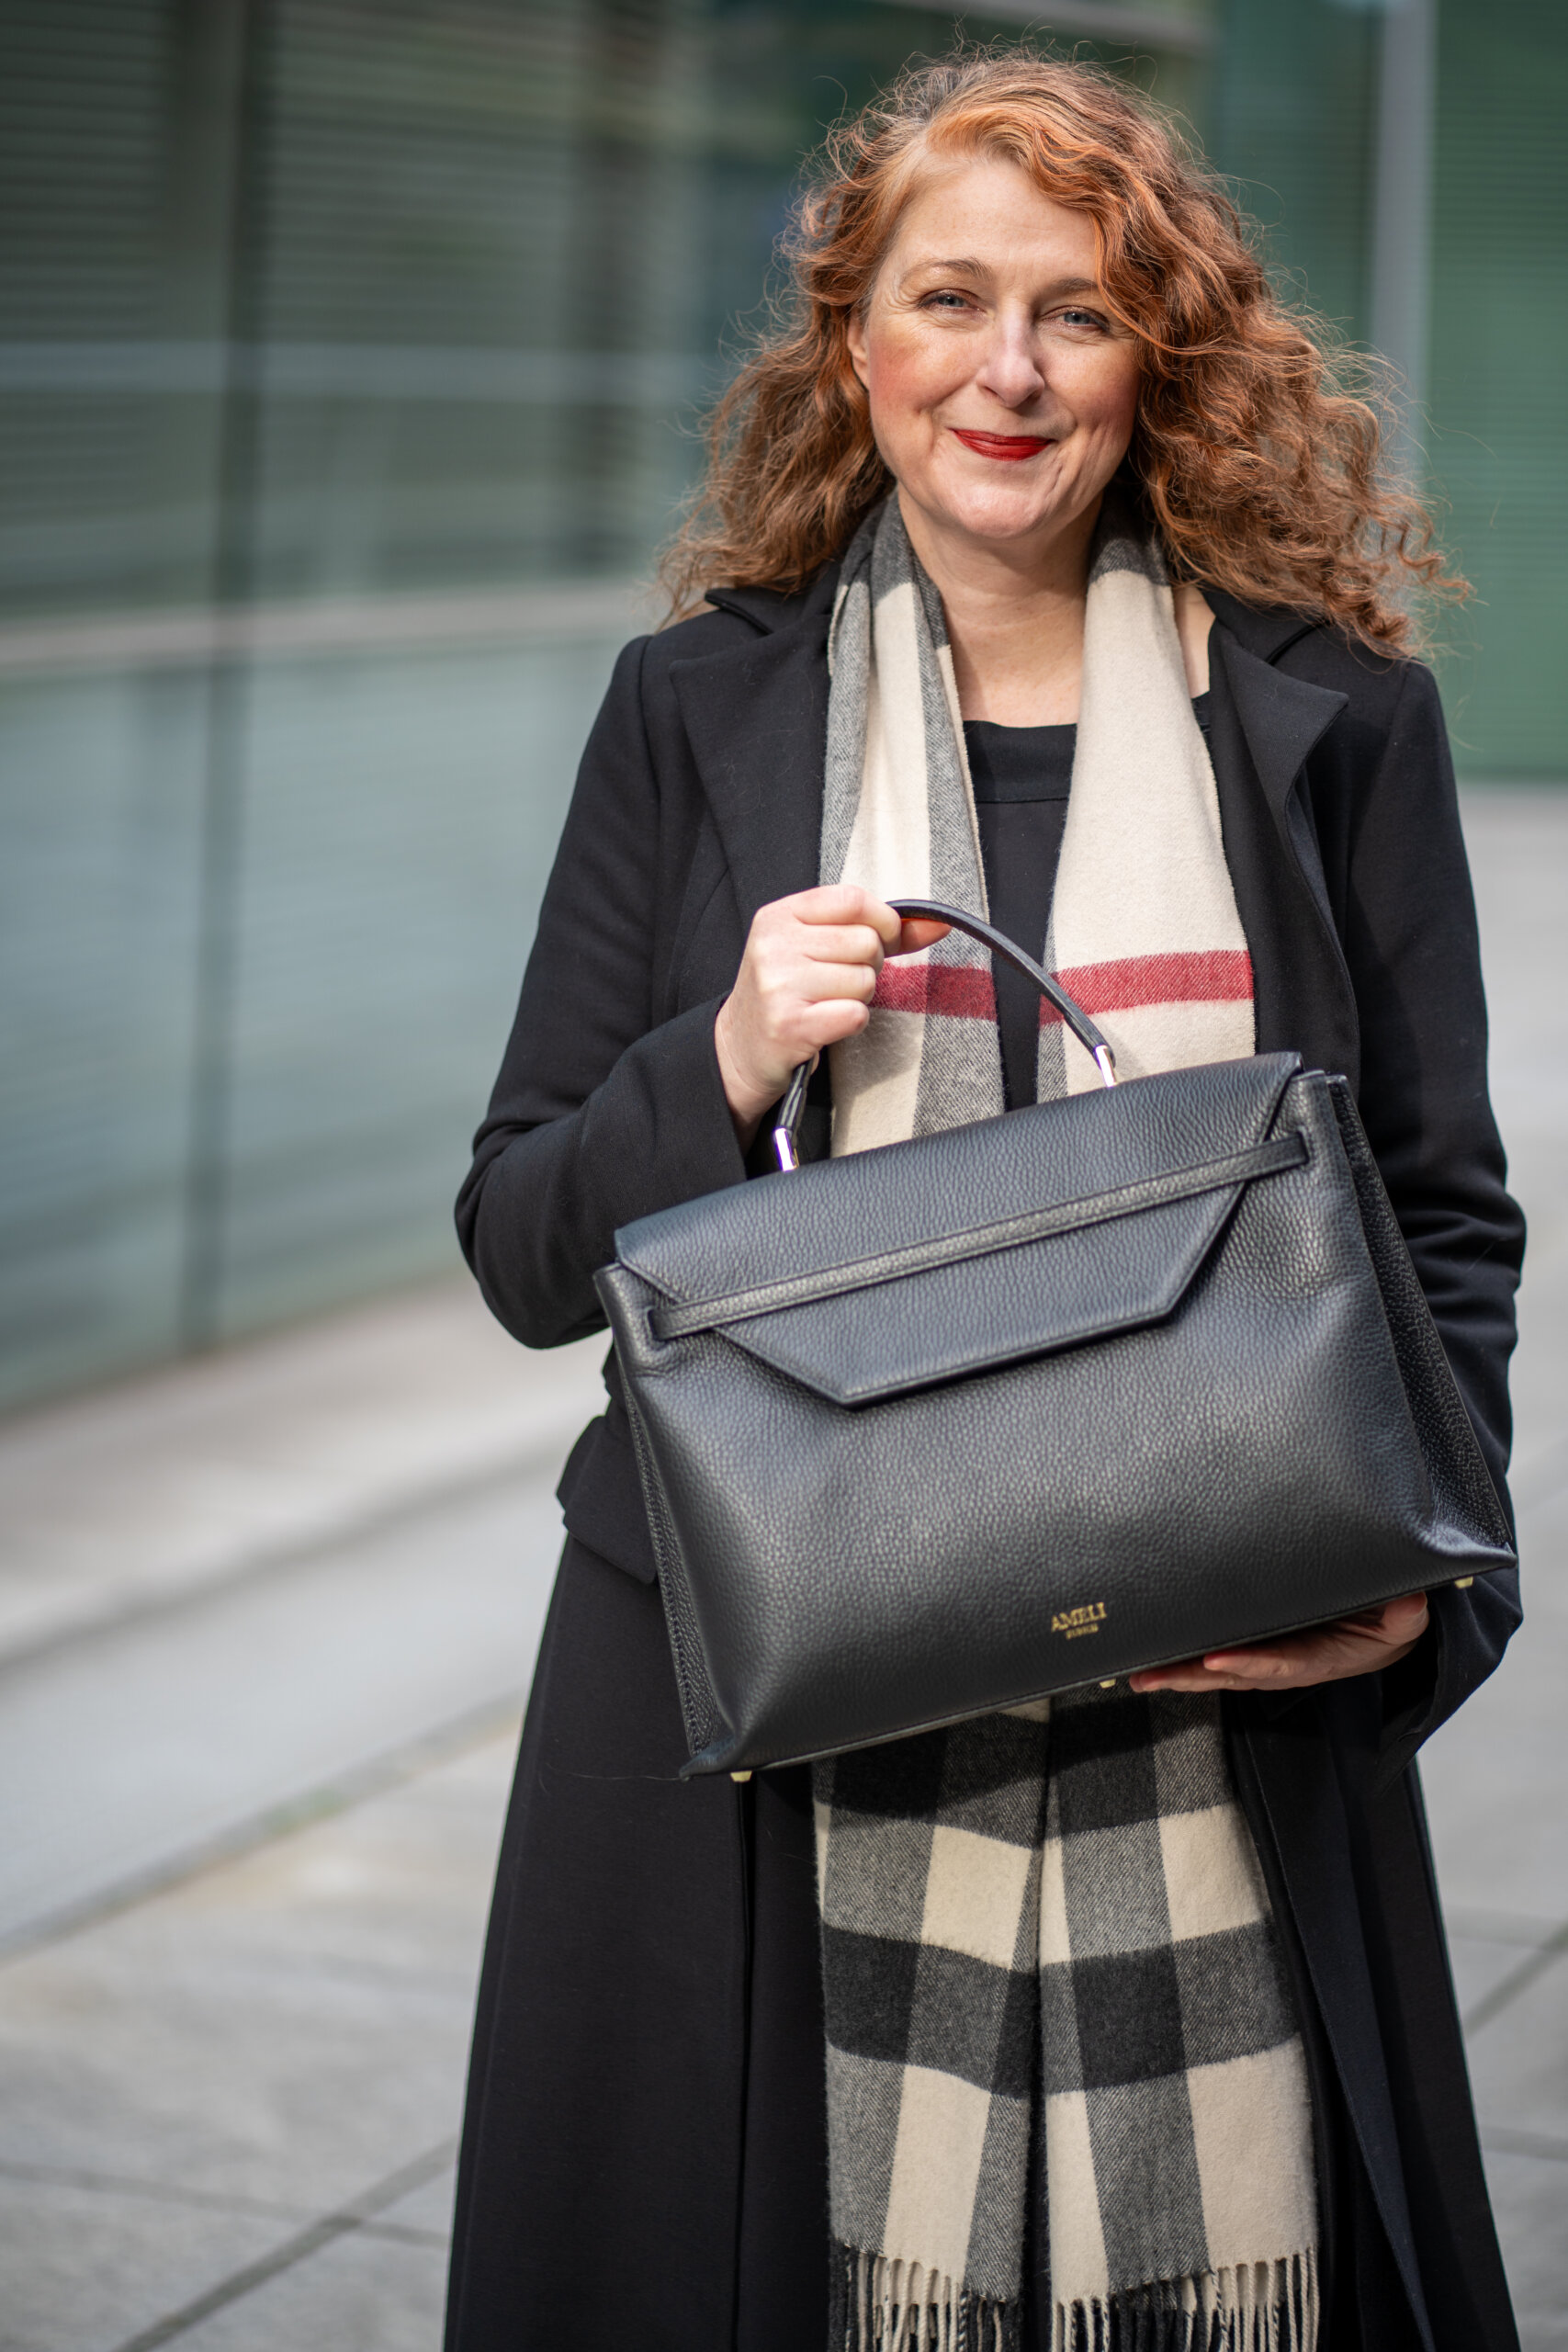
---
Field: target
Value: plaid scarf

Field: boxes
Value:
[813,494,1317,2351]
[822,489,1255,1146]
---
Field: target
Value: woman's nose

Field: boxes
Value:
[972,320,1047,410]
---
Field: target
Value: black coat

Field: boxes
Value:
[445,569,1525,2352]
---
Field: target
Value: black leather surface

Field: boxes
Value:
[643,1133,1304,1406]
[595,1057,1517,1775]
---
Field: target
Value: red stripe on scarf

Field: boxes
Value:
[1043,948,1255,1022]
[872,963,997,1019]
[872,949,1253,1022]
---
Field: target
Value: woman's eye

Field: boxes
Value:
[1055,307,1107,332]
[921,290,974,312]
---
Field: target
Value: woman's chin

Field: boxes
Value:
[913,487,1081,554]
[895,458,1094,553]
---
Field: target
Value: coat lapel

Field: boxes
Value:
[1205,605,1362,1091]
[669,576,835,931]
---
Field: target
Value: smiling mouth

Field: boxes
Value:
[951,428,1051,462]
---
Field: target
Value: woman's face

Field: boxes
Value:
[846,155,1142,563]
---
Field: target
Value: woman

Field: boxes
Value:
[446,53,1523,2352]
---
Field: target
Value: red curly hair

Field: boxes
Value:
[662,51,1461,650]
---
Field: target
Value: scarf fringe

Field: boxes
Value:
[832,2245,1022,2352]
[832,2248,1315,2352]
[1053,2251,1319,2352]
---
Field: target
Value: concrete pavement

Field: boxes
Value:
[0,1289,604,1953]
[0,786,1562,2349]
[0,1287,604,2345]
[0,1732,511,2347]
[1417,789,1568,2346]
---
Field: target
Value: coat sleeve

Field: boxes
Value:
[1335,658,1526,1771]
[456,636,747,1349]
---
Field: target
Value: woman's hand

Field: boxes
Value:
[715,887,948,1145]
[1128,1593,1429,1697]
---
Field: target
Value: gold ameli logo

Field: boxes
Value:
[1051,1601,1108,1640]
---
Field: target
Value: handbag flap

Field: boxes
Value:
[612,1052,1303,1407]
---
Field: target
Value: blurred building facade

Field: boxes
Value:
[1,0,1562,1410]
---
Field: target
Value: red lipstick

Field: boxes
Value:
[951,428,1049,462]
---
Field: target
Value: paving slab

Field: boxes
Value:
[1477,2148,1568,2352]
[0,1737,511,2212]
[0,1468,556,1949]
[0,2178,287,2352]
[1466,1954,1568,2152]
[1419,1475,1568,1923]
[1429,790,1568,2346]
[0,1734,512,2349]
[1447,1916,1563,2023]
[370,2162,458,2242]
[160,2225,448,2352]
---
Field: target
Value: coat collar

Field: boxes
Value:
[702,573,837,637]
[1201,584,1319,667]
[1203,589,1348,818]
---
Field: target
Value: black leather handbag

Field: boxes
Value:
[594,900,1515,1777]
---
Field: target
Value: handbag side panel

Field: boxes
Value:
[1323,1073,1516,1557]
[596,1263,728,1763]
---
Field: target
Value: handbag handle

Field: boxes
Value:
[772,896,1116,1172]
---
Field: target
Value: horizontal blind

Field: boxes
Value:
[247,0,713,597]
[1428,0,1568,777]
[0,2,221,616]
[1206,0,1379,335]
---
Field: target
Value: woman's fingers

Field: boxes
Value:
[797,922,893,968]
[1209,1594,1428,1681]
[1126,1665,1272,1695]
[797,961,878,1001]
[1352,1591,1428,1641]
[1128,1594,1430,1696]
[793,886,904,947]
[801,997,879,1046]
[716,889,908,1135]
[775,890,948,967]
[791,888,952,959]
[718,888,964,1136]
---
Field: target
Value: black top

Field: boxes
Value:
[964,718,1073,1110]
[965,694,1212,1108]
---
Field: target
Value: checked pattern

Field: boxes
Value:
[815,1688,1317,2351]
[815,485,1312,2349]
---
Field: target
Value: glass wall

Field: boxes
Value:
[1,0,1562,1408]
[1427,0,1567,772]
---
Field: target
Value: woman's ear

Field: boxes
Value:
[844,304,872,391]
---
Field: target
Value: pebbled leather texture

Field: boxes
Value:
[644,1133,1306,1404]
[594,1055,1517,1775]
